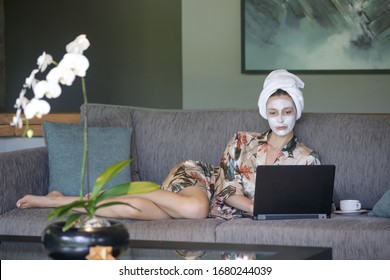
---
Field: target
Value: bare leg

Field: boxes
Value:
[125,187,209,219]
[16,191,171,219]
[16,187,209,220]
[94,197,172,220]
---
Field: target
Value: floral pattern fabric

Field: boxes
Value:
[161,130,321,220]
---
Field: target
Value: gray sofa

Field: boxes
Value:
[1,103,389,260]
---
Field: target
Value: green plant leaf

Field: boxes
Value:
[126,181,160,194]
[48,200,87,221]
[91,159,131,200]
[95,183,132,203]
[95,201,141,212]
[62,213,85,231]
[96,181,160,203]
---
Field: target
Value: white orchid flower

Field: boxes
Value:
[47,65,76,86]
[66,34,90,54]
[10,109,23,128]
[14,89,29,109]
[11,34,91,140]
[14,96,29,109]
[37,52,53,72]
[24,69,39,89]
[34,80,62,99]
[59,53,89,77]
[24,98,51,119]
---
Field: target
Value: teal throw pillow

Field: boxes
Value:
[368,189,390,218]
[43,121,132,196]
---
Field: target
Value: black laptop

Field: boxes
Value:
[251,165,335,220]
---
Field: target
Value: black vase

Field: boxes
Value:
[42,221,129,260]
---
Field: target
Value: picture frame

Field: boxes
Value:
[241,0,390,74]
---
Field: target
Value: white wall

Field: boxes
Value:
[182,0,390,113]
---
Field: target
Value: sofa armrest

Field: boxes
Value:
[0,147,49,214]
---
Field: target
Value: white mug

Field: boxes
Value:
[340,200,361,211]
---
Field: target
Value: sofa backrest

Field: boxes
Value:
[83,103,389,209]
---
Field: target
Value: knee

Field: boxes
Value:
[181,198,209,219]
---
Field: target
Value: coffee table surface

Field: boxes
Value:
[0,235,331,260]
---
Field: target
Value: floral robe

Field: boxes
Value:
[161,130,321,220]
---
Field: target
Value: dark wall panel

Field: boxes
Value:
[3,0,182,112]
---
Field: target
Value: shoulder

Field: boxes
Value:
[224,131,265,153]
[226,131,267,145]
[295,141,313,155]
[294,141,321,164]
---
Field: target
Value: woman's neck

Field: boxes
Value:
[267,130,294,151]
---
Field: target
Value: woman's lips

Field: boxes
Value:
[276,126,287,130]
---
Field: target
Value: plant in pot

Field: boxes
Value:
[10,35,159,260]
[42,161,159,260]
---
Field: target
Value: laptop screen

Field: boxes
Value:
[253,165,335,220]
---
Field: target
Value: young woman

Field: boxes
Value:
[16,69,320,220]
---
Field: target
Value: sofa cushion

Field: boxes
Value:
[0,208,54,236]
[43,121,132,196]
[369,189,390,218]
[293,113,390,209]
[129,107,268,184]
[120,218,224,243]
[81,104,139,181]
[215,215,390,260]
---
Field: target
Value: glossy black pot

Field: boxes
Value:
[42,221,129,260]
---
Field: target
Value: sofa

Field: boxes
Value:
[0,103,389,260]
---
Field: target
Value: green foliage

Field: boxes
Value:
[48,159,160,231]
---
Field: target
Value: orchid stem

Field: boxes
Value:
[80,77,89,199]
[23,119,29,137]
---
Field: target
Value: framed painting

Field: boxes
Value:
[241,0,390,73]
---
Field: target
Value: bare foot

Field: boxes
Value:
[16,191,64,209]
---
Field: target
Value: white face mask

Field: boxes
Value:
[266,96,297,137]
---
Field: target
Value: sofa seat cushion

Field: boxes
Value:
[0,209,223,243]
[215,215,390,260]
[0,208,54,236]
[120,218,224,243]
[0,208,141,237]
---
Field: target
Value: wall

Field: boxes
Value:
[182,0,390,113]
[3,0,182,112]
[3,0,389,114]
[1,0,182,152]
[0,0,4,110]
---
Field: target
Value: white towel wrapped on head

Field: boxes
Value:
[258,69,305,120]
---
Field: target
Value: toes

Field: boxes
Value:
[16,195,32,208]
[16,201,26,208]
[16,198,24,208]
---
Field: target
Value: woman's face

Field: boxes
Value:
[266,95,297,137]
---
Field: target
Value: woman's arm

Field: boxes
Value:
[225,194,254,215]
